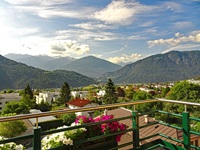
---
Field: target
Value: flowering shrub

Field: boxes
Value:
[41,125,86,150]
[75,115,127,142]
[0,136,24,150]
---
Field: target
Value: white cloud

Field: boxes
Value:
[0,35,53,56]
[69,22,115,30]
[4,0,72,6]
[147,32,200,47]
[14,5,94,19]
[140,21,154,27]
[127,35,146,40]
[51,40,90,56]
[162,44,200,54]
[108,53,142,64]
[173,21,193,29]
[162,2,183,12]
[92,0,154,24]
[51,43,66,51]
[55,29,120,41]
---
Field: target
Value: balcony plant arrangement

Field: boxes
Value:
[0,136,25,150]
[41,125,86,150]
[42,114,127,150]
[74,114,127,150]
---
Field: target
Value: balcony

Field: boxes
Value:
[0,99,200,150]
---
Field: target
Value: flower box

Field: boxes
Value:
[42,115,126,150]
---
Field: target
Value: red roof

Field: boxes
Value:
[67,98,91,107]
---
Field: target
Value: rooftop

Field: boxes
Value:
[67,98,91,107]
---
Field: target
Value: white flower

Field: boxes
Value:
[0,136,24,150]
[41,125,86,149]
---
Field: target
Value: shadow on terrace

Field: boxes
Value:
[0,99,200,150]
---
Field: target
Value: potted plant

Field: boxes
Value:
[42,115,127,150]
[74,114,127,149]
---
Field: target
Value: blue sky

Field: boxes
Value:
[0,0,200,64]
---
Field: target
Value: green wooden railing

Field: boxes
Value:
[0,99,200,150]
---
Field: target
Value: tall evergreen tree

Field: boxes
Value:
[24,84,33,99]
[103,79,117,104]
[60,82,71,105]
[20,84,36,108]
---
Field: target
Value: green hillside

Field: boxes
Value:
[0,55,98,90]
[101,51,200,83]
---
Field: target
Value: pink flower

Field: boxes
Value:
[116,135,121,142]
[74,115,127,142]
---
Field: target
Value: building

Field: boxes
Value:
[35,92,59,105]
[96,90,106,98]
[67,98,98,116]
[0,93,21,112]
[71,91,88,98]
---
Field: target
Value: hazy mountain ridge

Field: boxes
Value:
[61,56,122,77]
[0,55,98,90]
[4,54,121,77]
[4,53,75,70]
[101,50,200,83]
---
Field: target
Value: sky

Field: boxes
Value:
[0,0,200,64]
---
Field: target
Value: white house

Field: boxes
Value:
[71,91,88,98]
[139,87,154,93]
[67,98,98,117]
[35,92,59,105]
[96,90,106,98]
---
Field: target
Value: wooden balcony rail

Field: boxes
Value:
[0,99,200,150]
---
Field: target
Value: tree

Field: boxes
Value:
[20,96,36,109]
[60,113,76,126]
[116,87,125,97]
[58,82,71,106]
[24,84,33,99]
[155,81,200,124]
[103,79,117,104]
[37,100,51,112]
[2,101,30,115]
[132,91,153,113]
[87,89,96,101]
[162,87,170,97]
[125,85,134,99]
[133,91,152,100]
[20,84,36,108]
[167,81,200,102]
[0,114,27,138]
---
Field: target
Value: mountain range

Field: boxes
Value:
[4,53,75,71]
[4,54,121,77]
[0,55,98,90]
[2,50,200,89]
[101,50,200,83]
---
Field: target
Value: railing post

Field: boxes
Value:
[182,112,190,150]
[132,111,139,150]
[33,126,41,150]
